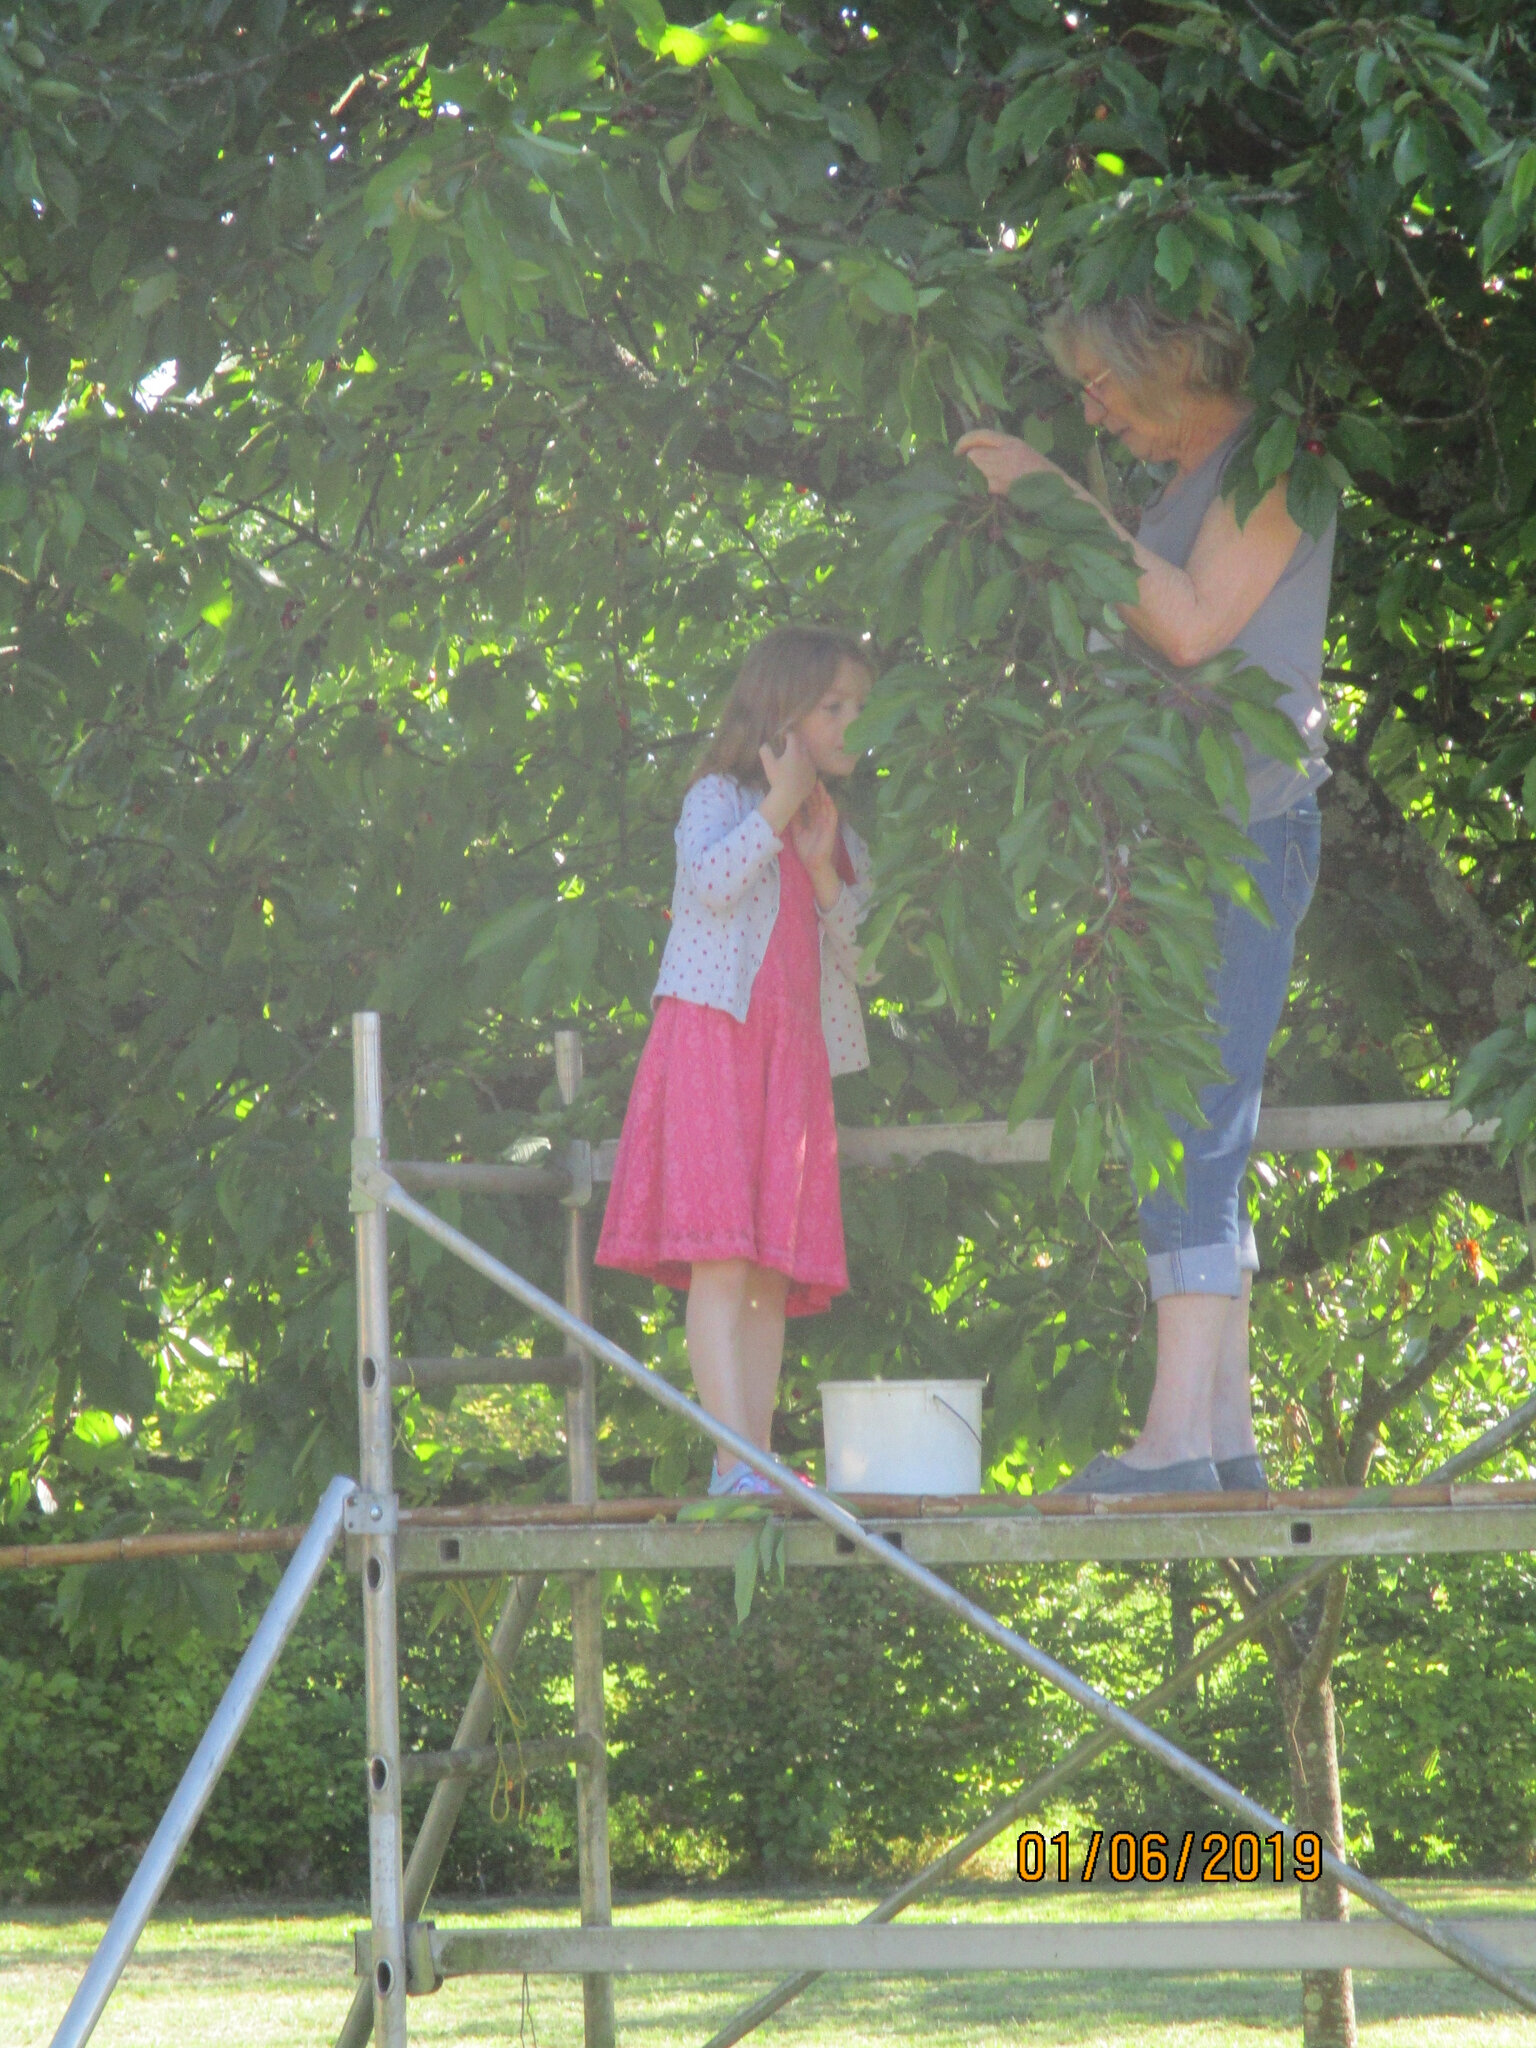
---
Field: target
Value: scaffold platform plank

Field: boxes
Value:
[376,1481,1536,1578]
[353,1916,1536,1979]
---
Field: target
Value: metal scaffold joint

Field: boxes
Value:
[350,1133,382,1214]
[345,1491,399,1538]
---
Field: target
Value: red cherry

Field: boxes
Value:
[1340,1150,1357,1173]
[1303,438,1325,456]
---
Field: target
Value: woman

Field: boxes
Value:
[959,295,1333,1497]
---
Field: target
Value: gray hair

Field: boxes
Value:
[1042,294,1253,411]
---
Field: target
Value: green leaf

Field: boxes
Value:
[1479,193,1521,273]
[0,904,20,988]
[855,263,919,318]
[130,272,180,319]
[824,98,883,164]
[614,0,667,48]
[464,897,553,964]
[734,1527,761,1622]
[1392,119,1430,187]
[659,23,716,65]
[1253,414,1298,493]
[1332,413,1396,481]
[1355,48,1388,106]
[920,548,959,656]
[710,60,764,131]
[1197,723,1242,811]
[1285,452,1338,542]
[1154,222,1195,290]
[1007,1050,1072,1127]
[991,76,1078,161]
[857,891,910,978]
[1511,143,1536,222]
[1228,697,1305,768]
[1047,579,1085,658]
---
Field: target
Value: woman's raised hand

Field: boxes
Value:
[758,730,820,831]
[955,428,1055,496]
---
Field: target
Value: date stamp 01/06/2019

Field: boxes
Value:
[1016,1829,1325,1886]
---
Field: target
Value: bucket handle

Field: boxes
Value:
[931,1392,983,1449]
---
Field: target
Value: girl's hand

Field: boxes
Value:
[955,428,1056,496]
[794,778,843,868]
[791,780,841,898]
[758,730,819,831]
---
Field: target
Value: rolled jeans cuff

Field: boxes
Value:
[1146,1223,1259,1303]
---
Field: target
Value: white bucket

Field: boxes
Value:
[819,1379,985,1496]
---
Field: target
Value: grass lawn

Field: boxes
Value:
[5,1879,1534,2047]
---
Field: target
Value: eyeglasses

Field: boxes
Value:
[1079,368,1113,405]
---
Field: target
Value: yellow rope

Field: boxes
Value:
[450,1579,529,1823]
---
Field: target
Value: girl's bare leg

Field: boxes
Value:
[686,1260,752,1471]
[685,1260,789,1475]
[737,1265,789,1452]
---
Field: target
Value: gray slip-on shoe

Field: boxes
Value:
[1215,1454,1269,1494]
[1053,1453,1222,1497]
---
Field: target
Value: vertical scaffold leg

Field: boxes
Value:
[333,1570,547,2048]
[354,1013,408,2048]
[555,1028,617,2048]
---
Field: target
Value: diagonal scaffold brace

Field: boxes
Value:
[699,1385,1536,2048]
[49,1472,356,2048]
[357,1150,1536,2017]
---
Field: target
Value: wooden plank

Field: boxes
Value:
[421,1106,1492,1194]
[394,1480,1536,1529]
[391,1501,1536,1579]
[377,1918,1536,1977]
[832,1102,1496,1175]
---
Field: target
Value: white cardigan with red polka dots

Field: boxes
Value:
[652,774,872,1076]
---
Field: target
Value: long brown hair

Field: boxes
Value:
[692,625,873,787]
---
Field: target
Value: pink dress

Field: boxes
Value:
[595,841,847,1316]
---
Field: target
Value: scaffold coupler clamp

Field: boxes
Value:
[350,1133,382,1214]
[560,1136,593,1208]
[344,1489,399,1537]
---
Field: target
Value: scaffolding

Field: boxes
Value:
[48,1010,1536,2048]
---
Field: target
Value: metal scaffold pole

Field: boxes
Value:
[353,1013,408,2048]
[48,1475,353,2048]
[333,1571,547,2048]
[555,1027,617,2048]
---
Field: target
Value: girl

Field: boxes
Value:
[595,625,875,1496]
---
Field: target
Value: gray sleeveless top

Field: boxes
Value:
[1135,423,1333,821]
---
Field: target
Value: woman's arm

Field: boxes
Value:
[956,430,1303,669]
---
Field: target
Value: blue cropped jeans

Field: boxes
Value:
[1138,798,1322,1300]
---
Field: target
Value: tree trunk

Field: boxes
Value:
[1276,1661,1357,2048]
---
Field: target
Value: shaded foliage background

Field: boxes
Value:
[4,1549,1535,1902]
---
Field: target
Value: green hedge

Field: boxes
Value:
[2,1553,1533,1902]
